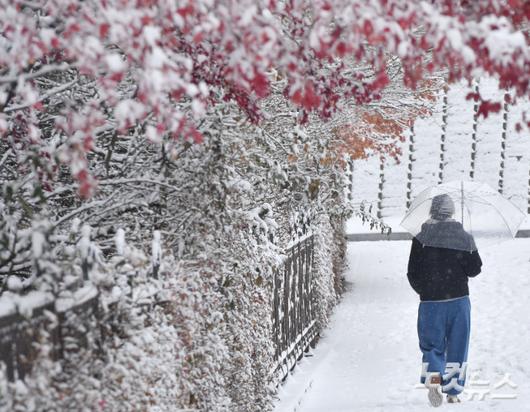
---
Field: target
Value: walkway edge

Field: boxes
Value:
[346,229,530,242]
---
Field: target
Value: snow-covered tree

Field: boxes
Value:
[1,0,529,195]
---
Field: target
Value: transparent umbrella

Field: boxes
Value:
[400,180,526,252]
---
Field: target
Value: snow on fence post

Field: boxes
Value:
[470,81,480,180]
[114,228,133,298]
[115,228,126,256]
[151,231,162,279]
[406,125,415,209]
[346,156,354,203]
[498,91,509,194]
[438,85,449,184]
[78,225,92,282]
[377,155,385,219]
[31,225,46,279]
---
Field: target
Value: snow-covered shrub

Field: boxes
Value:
[0,76,356,411]
[312,213,341,332]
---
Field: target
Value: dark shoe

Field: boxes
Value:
[447,394,461,403]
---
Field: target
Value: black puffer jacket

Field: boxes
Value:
[407,222,482,301]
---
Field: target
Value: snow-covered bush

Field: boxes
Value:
[0,89,352,412]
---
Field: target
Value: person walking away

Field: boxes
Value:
[407,194,482,406]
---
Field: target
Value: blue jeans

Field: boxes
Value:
[417,296,471,395]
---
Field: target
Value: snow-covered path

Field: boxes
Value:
[274,239,530,412]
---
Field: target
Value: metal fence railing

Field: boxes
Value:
[271,233,317,384]
[0,287,99,382]
[0,228,164,383]
[0,226,319,387]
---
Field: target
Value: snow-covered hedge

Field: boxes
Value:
[0,81,352,411]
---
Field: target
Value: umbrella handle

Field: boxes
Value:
[461,181,464,226]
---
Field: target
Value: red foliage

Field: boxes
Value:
[99,23,110,38]
[1,0,529,197]
[292,81,321,110]
[477,100,503,118]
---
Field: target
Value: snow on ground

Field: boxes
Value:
[273,239,530,412]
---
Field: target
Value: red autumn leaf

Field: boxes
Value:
[99,23,110,38]
[78,180,93,199]
[193,32,204,43]
[291,88,303,106]
[291,81,321,110]
[140,15,153,26]
[83,136,94,151]
[177,4,194,18]
[251,71,269,98]
[477,101,502,118]
[75,169,88,183]
[336,41,350,57]
[156,123,166,134]
[110,72,124,82]
[373,71,390,90]
[363,20,373,37]
[302,82,321,110]
[191,128,203,144]
[465,92,480,101]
